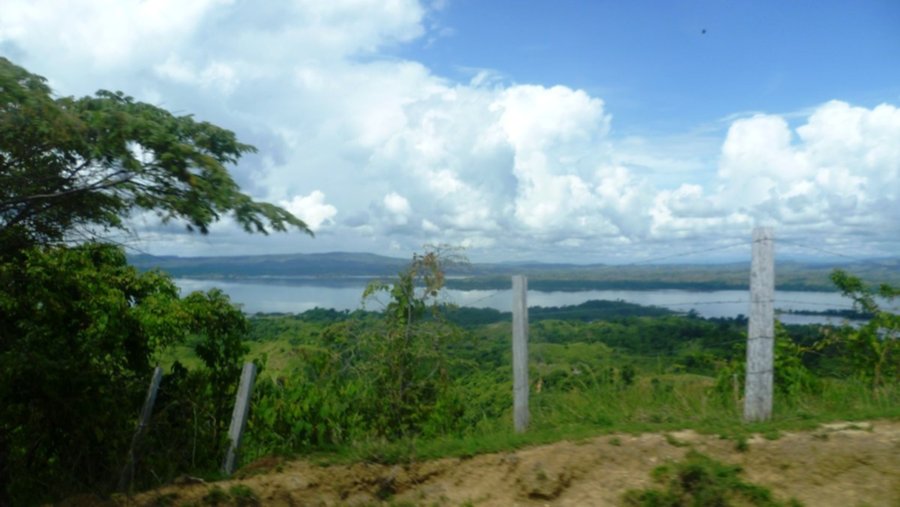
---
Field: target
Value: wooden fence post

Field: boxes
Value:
[119,366,163,492]
[512,275,530,433]
[222,362,257,475]
[744,227,775,422]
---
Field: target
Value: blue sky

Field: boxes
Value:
[1,1,899,263]
[409,1,900,132]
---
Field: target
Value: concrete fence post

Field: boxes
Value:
[512,275,530,433]
[744,227,775,422]
[119,366,163,492]
[222,362,257,475]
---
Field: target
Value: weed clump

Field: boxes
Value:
[623,450,802,507]
[201,486,229,506]
[229,484,260,506]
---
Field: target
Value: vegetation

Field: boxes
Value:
[0,58,306,505]
[821,269,899,387]
[245,248,470,454]
[4,253,898,505]
[227,270,897,473]
[623,451,802,506]
[1,56,897,505]
[0,57,308,259]
[1,244,183,501]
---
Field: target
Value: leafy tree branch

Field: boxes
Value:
[0,57,310,259]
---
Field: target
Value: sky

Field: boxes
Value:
[1,0,899,263]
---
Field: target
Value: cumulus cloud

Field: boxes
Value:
[382,192,412,225]
[281,191,337,232]
[2,1,898,260]
[154,56,240,95]
[0,0,226,80]
[714,101,900,232]
[643,100,900,252]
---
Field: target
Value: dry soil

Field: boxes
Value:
[111,420,900,507]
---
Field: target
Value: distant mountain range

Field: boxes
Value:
[128,251,900,292]
[129,251,410,278]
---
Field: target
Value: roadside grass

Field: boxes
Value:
[160,325,899,471]
[258,376,899,467]
[157,336,310,376]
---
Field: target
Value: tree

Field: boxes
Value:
[359,247,467,437]
[825,270,899,387]
[245,248,470,455]
[0,57,310,258]
[0,58,311,504]
[183,289,250,449]
[0,244,190,502]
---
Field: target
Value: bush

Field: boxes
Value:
[715,322,821,403]
[0,244,251,503]
[820,270,898,387]
[245,249,473,457]
[623,451,801,506]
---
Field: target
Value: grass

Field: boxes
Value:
[733,435,750,452]
[222,337,898,470]
[664,433,690,447]
[167,322,900,472]
[623,450,803,506]
[228,484,260,507]
[264,376,899,469]
[201,486,229,506]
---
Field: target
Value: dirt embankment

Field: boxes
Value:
[115,420,900,507]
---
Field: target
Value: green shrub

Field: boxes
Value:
[623,451,801,506]
[202,486,229,506]
[228,484,260,506]
[715,322,821,402]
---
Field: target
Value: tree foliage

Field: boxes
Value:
[247,249,471,455]
[0,244,256,503]
[0,245,173,501]
[359,247,467,437]
[0,58,308,504]
[183,289,250,447]
[821,269,899,387]
[714,322,821,403]
[0,57,309,259]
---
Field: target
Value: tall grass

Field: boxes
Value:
[250,374,899,466]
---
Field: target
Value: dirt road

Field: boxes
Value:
[122,420,900,506]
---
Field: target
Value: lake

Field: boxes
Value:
[174,278,868,326]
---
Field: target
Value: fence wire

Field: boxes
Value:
[778,238,898,267]
[624,240,750,266]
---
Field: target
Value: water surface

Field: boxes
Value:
[174,278,869,325]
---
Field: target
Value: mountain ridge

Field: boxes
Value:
[127,251,900,292]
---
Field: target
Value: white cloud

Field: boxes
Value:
[154,56,239,95]
[0,0,225,71]
[281,191,337,232]
[711,101,900,235]
[383,192,411,216]
[3,0,898,260]
[421,219,440,232]
[634,100,900,251]
[493,85,609,152]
